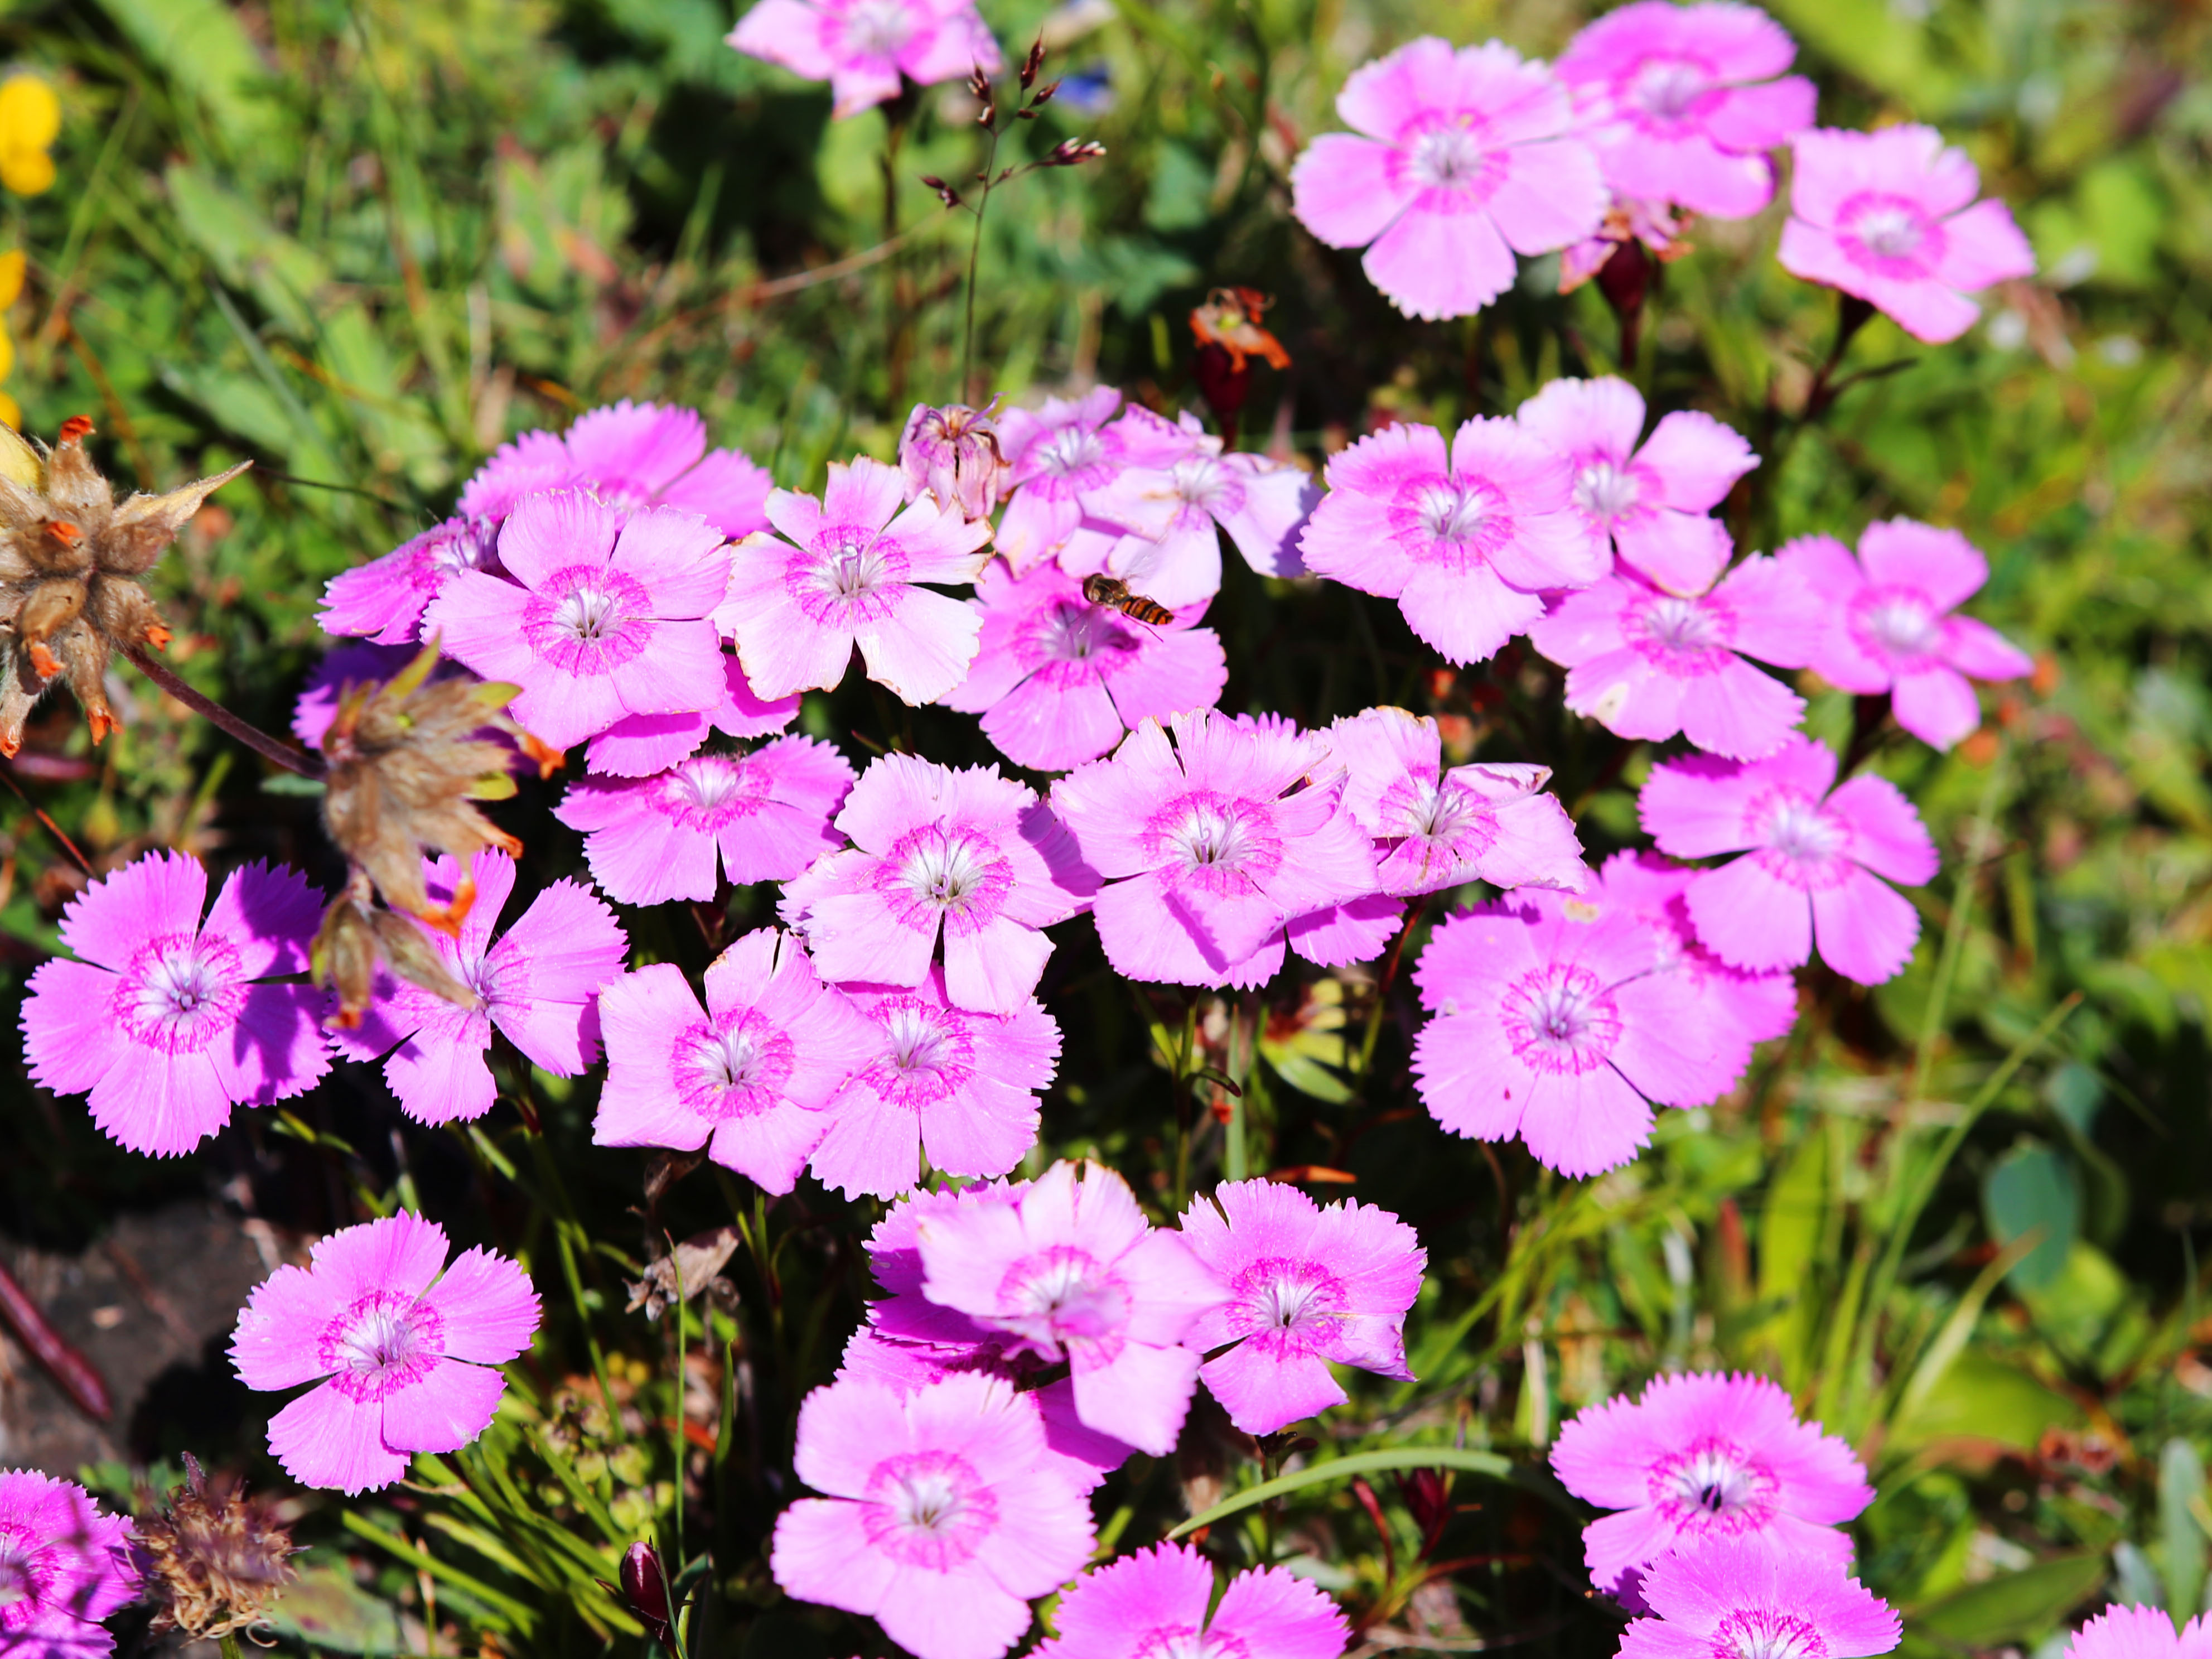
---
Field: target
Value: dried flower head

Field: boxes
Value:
[1189,287,1291,374]
[0,416,248,755]
[134,1454,298,1643]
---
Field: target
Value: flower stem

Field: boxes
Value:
[960,125,1003,406]
[122,643,324,779]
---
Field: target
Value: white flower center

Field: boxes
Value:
[0,1526,33,1609]
[1717,1610,1828,1659]
[901,836,990,910]
[554,583,624,642]
[843,0,915,59]
[1860,593,1939,657]
[1408,125,1487,189]
[1631,58,1710,121]
[1763,797,1843,863]
[1853,205,1925,258]
[1574,460,1640,522]
[1170,802,1255,870]
[1038,427,1106,479]
[1172,456,1230,511]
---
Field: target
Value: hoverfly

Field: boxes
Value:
[1081,573,1174,627]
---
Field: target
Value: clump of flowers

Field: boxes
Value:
[134,1455,298,1643]
[0,73,61,196]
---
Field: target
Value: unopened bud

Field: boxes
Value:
[617,1542,674,1643]
[1021,35,1045,88]
[1043,137,1106,167]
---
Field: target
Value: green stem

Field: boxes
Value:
[960,127,1003,404]
[220,1636,245,1659]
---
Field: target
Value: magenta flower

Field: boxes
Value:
[1617,1537,1900,1659]
[2067,1606,2212,1659]
[994,389,1186,570]
[1528,557,1822,760]
[331,851,627,1126]
[554,734,855,906]
[1411,889,1746,1176]
[424,490,732,752]
[1639,734,1936,985]
[1552,1371,1873,1597]
[1298,418,1605,665]
[1515,376,1757,597]
[0,1470,137,1652]
[23,851,330,1158]
[911,1159,1227,1456]
[1289,37,1606,321]
[1050,710,1378,990]
[319,515,500,645]
[729,0,1001,121]
[809,964,1060,1198]
[780,753,1097,1013]
[1775,521,2032,751]
[941,558,1229,773]
[1176,1179,1424,1436]
[461,401,776,534]
[718,457,992,705]
[1037,1542,1350,1659]
[230,1212,540,1495]
[1556,2,1815,220]
[771,1373,1091,1659]
[583,654,801,778]
[901,402,1010,523]
[1779,124,2035,345]
[593,929,875,1194]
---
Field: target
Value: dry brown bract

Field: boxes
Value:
[1189,287,1291,373]
[0,415,249,755]
[134,1454,298,1644]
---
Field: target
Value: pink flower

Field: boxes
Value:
[719,457,992,705]
[1775,521,2032,751]
[461,401,775,533]
[424,490,732,752]
[583,654,801,777]
[1036,1542,1350,1659]
[1617,1537,1900,1659]
[771,1372,1091,1659]
[1050,710,1378,990]
[901,402,1010,522]
[1411,889,1746,1176]
[1779,124,2035,345]
[230,1212,540,1495]
[1176,1179,1424,1436]
[593,929,874,1194]
[1551,1371,1873,1597]
[1297,418,1605,665]
[941,558,1229,773]
[1289,37,1606,322]
[1514,376,1757,596]
[2066,1605,2212,1659]
[809,964,1060,1198]
[728,0,1002,121]
[0,1470,137,1652]
[22,851,330,1158]
[331,851,626,1126]
[554,735,855,906]
[994,389,1186,571]
[780,753,1097,1012]
[910,1159,1226,1456]
[1560,197,1690,295]
[319,516,500,645]
[1528,557,1822,760]
[1639,734,1936,985]
[1556,2,1815,220]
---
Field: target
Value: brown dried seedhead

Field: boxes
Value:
[0,416,249,755]
[134,1454,298,1643]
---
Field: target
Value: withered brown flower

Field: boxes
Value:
[134,1454,298,1643]
[1189,287,1291,373]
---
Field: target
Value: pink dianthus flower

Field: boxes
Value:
[901,401,1010,523]
[2066,1605,2212,1659]
[583,654,800,778]
[319,517,501,645]
[1289,38,1606,322]
[424,490,733,753]
[1551,1370,1873,1597]
[230,1212,540,1496]
[771,1372,1091,1659]
[593,928,873,1194]
[0,1469,138,1654]
[911,1159,1227,1456]
[23,851,330,1158]
[1779,125,2035,345]
[1298,417,1604,665]
[994,389,1187,571]
[809,964,1060,1198]
[554,734,855,906]
[729,0,1002,122]
[1617,1537,1901,1659]
[1050,710,1378,990]
[1556,2,1815,220]
[1036,1542,1350,1659]
[719,457,992,705]
[332,851,626,1126]
[940,558,1229,773]
[1514,376,1757,596]
[780,753,1098,1013]
[1177,1179,1424,1436]
[1775,520,2032,751]
[1639,734,1936,985]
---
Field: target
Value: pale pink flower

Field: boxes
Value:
[994,389,1187,571]
[1551,1370,1873,1597]
[1036,1542,1350,1659]
[729,0,1002,121]
[0,1470,137,1653]
[1556,2,1815,220]
[1515,376,1757,596]
[593,929,874,1194]
[901,402,1010,522]
[771,1373,1091,1659]
[584,655,800,778]
[2066,1605,2212,1659]
[1774,521,2032,751]
[1779,125,2035,344]
[1289,37,1606,321]
[1617,1537,1901,1659]
[779,753,1098,1013]
[940,558,1229,773]
[718,457,993,705]
[554,735,854,906]
[1298,418,1605,665]
[230,1212,540,1496]
[1639,734,1936,985]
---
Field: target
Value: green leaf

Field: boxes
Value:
[1983,1140,2079,1291]
[269,1557,410,1654]
[1906,1551,2106,1645]
[2160,1439,2209,1619]
[1166,1446,1514,1541]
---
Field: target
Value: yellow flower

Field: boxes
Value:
[0,248,22,430]
[0,75,60,197]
